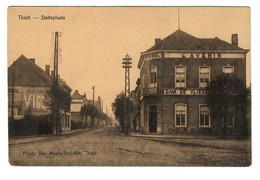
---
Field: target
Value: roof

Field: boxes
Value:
[71,90,84,99]
[146,29,246,52]
[8,55,72,93]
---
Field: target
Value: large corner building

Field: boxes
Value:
[136,29,249,135]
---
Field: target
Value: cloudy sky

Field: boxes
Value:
[8,7,250,117]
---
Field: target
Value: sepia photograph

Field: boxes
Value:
[7,6,251,166]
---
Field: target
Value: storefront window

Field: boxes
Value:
[175,104,187,127]
[175,66,186,88]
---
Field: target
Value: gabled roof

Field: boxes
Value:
[71,90,84,100]
[8,55,72,92]
[146,29,246,52]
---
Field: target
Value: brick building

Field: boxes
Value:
[136,29,249,135]
[8,55,72,133]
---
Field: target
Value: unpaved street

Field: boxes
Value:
[9,127,251,166]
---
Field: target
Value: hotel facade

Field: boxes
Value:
[136,29,249,135]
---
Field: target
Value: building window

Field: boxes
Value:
[227,107,234,127]
[223,66,234,76]
[199,66,210,88]
[227,115,234,127]
[221,107,235,128]
[175,66,186,88]
[175,104,187,127]
[149,66,157,88]
[199,105,211,127]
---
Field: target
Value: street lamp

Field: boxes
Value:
[92,86,95,107]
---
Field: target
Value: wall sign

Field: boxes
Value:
[143,53,161,60]
[163,88,207,95]
[164,52,245,59]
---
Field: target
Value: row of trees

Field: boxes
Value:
[80,104,112,128]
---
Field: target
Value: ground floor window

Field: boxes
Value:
[222,108,235,128]
[175,104,187,127]
[199,105,210,127]
[226,112,234,127]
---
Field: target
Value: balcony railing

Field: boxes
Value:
[142,87,157,96]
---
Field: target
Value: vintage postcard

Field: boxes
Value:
[8,7,251,166]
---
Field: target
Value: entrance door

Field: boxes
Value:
[149,105,157,133]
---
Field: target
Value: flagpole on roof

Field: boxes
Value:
[178,7,180,30]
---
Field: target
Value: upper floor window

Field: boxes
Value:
[149,66,157,88]
[223,66,234,76]
[175,66,186,88]
[199,66,210,88]
[199,105,211,127]
[175,104,187,127]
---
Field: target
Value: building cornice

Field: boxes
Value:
[138,49,249,69]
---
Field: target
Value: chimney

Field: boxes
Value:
[155,38,161,45]
[45,65,50,75]
[75,90,78,93]
[232,34,238,47]
[29,58,35,64]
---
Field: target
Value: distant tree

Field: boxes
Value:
[206,75,249,137]
[111,92,135,133]
[80,104,99,128]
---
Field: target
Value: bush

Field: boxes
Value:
[8,115,52,137]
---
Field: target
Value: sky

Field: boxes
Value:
[8,7,250,117]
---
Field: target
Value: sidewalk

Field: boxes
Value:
[130,132,217,140]
[9,128,86,146]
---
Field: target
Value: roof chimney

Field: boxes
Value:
[232,34,238,47]
[29,58,35,64]
[75,90,78,93]
[155,38,161,45]
[45,65,50,75]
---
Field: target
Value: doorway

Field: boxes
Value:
[149,105,157,133]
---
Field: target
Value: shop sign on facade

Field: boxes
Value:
[143,53,161,60]
[163,88,207,95]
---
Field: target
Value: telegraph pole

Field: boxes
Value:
[53,31,62,135]
[11,61,15,120]
[91,86,95,127]
[122,54,132,135]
